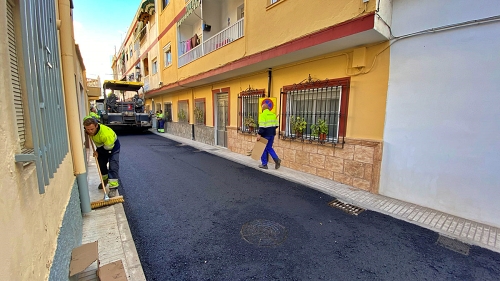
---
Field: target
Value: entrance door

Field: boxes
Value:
[216,93,228,147]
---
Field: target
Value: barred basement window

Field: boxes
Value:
[280,77,350,145]
[238,89,265,133]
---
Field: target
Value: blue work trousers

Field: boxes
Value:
[261,136,279,166]
[97,147,120,181]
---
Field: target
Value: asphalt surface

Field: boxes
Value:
[118,133,500,281]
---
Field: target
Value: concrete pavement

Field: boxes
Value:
[77,149,146,281]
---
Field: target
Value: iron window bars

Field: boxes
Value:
[194,99,206,125]
[279,76,350,147]
[238,88,265,134]
[16,0,69,193]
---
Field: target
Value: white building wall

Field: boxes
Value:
[381,0,500,227]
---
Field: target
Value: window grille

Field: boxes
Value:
[177,100,189,122]
[280,77,350,146]
[238,89,265,133]
[194,99,205,125]
[17,0,69,193]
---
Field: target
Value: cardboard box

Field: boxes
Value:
[251,138,268,161]
[69,241,128,281]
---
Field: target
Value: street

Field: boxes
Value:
[118,133,500,281]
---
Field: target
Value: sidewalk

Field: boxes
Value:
[78,150,146,281]
[150,130,500,254]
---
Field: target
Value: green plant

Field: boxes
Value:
[177,109,187,122]
[194,107,204,124]
[311,119,329,137]
[244,115,257,128]
[290,116,307,134]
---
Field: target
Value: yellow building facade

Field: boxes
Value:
[119,0,392,193]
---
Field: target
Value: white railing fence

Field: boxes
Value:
[178,18,244,67]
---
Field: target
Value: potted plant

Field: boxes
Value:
[290,116,307,137]
[311,119,328,141]
[244,115,257,132]
[177,109,187,122]
[194,106,204,124]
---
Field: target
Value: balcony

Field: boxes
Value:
[178,18,244,67]
[86,78,101,98]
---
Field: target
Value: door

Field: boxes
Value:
[216,93,228,147]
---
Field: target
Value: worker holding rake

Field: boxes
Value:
[83,116,120,196]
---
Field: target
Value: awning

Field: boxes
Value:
[137,0,155,23]
[178,0,201,26]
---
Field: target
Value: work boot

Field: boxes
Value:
[259,164,268,169]
[274,158,281,170]
[98,179,108,190]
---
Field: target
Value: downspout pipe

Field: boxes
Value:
[267,68,272,97]
[58,0,91,214]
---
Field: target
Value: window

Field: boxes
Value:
[238,90,265,133]
[164,103,173,122]
[177,100,189,122]
[143,58,149,76]
[163,43,172,67]
[269,0,280,5]
[14,0,69,193]
[129,47,133,59]
[152,59,158,74]
[194,99,205,125]
[163,0,170,10]
[237,4,244,20]
[280,78,350,144]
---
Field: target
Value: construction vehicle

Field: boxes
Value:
[95,80,152,132]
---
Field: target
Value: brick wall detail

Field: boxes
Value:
[227,127,383,193]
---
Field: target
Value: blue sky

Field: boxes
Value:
[73,0,140,82]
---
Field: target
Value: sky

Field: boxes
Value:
[72,0,140,83]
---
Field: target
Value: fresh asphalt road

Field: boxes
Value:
[118,133,500,281]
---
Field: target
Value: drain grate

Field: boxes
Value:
[241,219,287,247]
[328,199,365,215]
[437,235,470,255]
[193,150,202,152]
[208,148,219,151]
[176,144,186,147]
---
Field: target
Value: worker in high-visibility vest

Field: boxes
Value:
[157,110,165,133]
[89,107,100,122]
[256,103,281,169]
[83,116,121,194]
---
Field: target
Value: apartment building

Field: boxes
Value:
[113,0,391,194]
[1,0,92,279]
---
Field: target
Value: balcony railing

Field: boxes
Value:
[178,18,244,67]
[179,44,203,67]
[143,75,150,92]
[204,18,244,55]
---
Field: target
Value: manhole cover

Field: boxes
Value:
[437,235,470,255]
[328,199,365,215]
[240,219,287,247]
